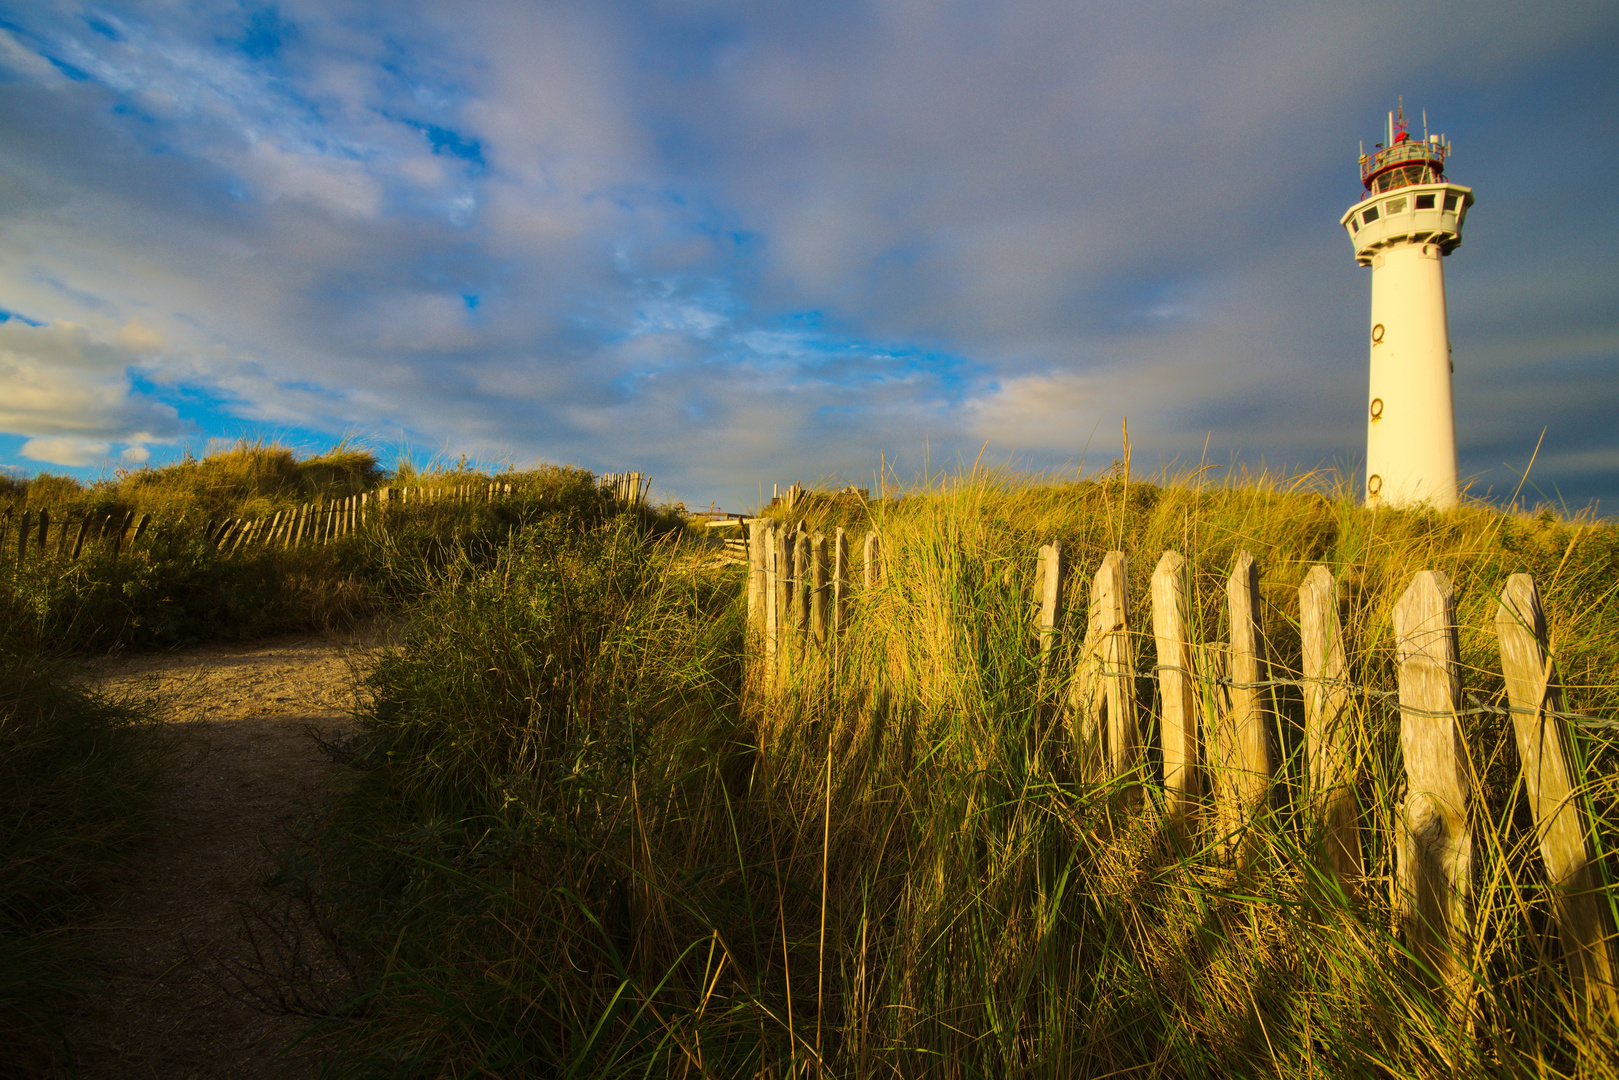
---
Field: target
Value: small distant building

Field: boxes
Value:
[1341,104,1474,509]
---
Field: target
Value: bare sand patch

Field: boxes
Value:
[63,628,386,1080]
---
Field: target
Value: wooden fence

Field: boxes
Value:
[600,472,649,506]
[0,473,663,570]
[0,481,531,569]
[744,520,1619,1022]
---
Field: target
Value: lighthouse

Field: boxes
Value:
[1341,105,1474,509]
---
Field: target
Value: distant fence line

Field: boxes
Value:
[743,519,1619,1022]
[2,473,654,569]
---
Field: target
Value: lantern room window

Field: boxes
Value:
[1416,194,1436,210]
[1386,197,1407,214]
[1443,194,1459,211]
[1362,206,1380,224]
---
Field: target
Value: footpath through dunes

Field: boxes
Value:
[64,629,385,1080]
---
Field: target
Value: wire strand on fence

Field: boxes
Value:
[1135,662,1619,732]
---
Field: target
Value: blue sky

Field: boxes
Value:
[0,1,1615,512]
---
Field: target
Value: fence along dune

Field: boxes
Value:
[742,470,1619,1045]
[0,470,613,567]
[0,441,631,565]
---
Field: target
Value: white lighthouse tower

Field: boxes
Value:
[1341,104,1474,509]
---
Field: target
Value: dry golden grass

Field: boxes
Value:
[284,464,1619,1078]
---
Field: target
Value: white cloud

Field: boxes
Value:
[244,141,384,219]
[22,436,111,467]
[965,372,1100,454]
[0,319,181,443]
[0,27,63,83]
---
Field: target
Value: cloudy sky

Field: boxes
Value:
[1,1,1615,511]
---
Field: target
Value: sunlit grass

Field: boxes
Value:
[276,463,1618,1078]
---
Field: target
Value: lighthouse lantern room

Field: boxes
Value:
[1341,103,1474,509]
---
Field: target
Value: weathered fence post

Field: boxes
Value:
[773,524,792,682]
[1221,550,1275,827]
[132,513,151,545]
[811,533,829,646]
[1033,541,1065,674]
[1392,570,1474,1014]
[760,522,780,680]
[746,521,765,634]
[71,515,91,560]
[1299,565,1362,896]
[16,510,30,568]
[36,509,49,560]
[1152,550,1201,816]
[863,532,880,590]
[1496,573,1618,1020]
[1068,552,1137,787]
[791,528,810,647]
[833,528,849,634]
[110,511,134,556]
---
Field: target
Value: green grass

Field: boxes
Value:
[0,442,671,653]
[0,443,677,1074]
[263,466,1619,1078]
[0,439,384,524]
[0,647,164,1077]
[6,448,1615,1075]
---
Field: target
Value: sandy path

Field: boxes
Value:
[65,629,385,1080]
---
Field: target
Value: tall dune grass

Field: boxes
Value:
[280,466,1618,1077]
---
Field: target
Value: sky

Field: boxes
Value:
[0,1,1615,513]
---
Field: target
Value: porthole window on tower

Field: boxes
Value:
[1416,194,1436,210]
[1363,206,1380,224]
[1386,197,1407,214]
[1443,194,1459,211]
